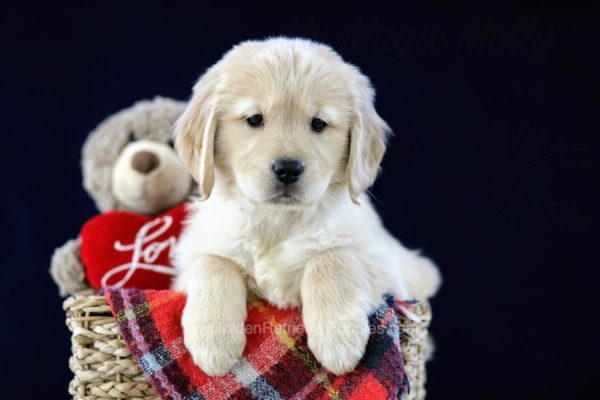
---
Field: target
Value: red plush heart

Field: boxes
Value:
[80,204,188,291]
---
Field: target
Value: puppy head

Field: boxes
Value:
[175,37,390,207]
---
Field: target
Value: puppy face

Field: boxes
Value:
[216,51,354,207]
[175,38,390,207]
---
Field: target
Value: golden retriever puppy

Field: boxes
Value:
[172,37,441,377]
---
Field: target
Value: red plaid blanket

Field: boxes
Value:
[106,288,410,400]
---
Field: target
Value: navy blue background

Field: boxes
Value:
[1,3,598,399]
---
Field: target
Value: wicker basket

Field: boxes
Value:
[64,291,432,400]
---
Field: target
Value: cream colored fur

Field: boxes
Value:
[173,38,441,376]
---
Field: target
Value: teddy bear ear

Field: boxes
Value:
[82,120,123,212]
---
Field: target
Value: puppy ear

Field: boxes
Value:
[174,68,219,200]
[346,73,391,203]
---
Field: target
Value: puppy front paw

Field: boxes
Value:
[182,304,246,376]
[305,315,370,375]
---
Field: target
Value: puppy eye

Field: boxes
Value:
[167,139,175,148]
[246,114,264,127]
[310,118,327,132]
[128,131,137,142]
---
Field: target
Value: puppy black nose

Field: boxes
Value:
[272,158,304,184]
[131,150,160,174]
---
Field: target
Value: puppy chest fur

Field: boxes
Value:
[175,197,353,308]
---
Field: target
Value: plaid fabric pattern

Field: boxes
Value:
[106,288,410,400]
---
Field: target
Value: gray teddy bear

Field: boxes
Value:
[50,97,194,296]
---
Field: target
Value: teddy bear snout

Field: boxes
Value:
[131,150,160,174]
